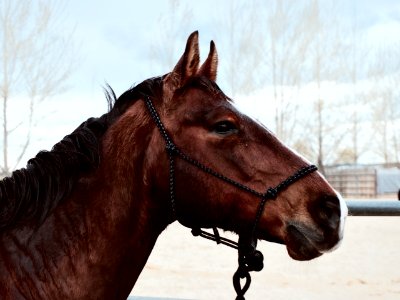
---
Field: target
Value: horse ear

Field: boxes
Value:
[163,31,200,96]
[198,41,218,81]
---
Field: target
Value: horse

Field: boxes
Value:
[0,31,347,300]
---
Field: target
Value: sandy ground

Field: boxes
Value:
[131,211,400,299]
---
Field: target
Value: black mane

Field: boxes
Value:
[0,76,163,231]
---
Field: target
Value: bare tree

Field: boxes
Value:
[264,0,315,141]
[300,0,349,173]
[211,1,264,98]
[150,0,193,73]
[0,0,74,176]
[367,44,400,163]
[338,1,371,165]
[261,0,349,170]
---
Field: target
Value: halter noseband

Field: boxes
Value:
[144,96,317,299]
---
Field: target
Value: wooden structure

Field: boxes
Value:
[325,167,376,198]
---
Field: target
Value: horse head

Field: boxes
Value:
[148,31,347,262]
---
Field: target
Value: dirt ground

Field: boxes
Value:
[131,212,400,299]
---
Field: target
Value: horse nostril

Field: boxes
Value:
[311,195,340,229]
[319,195,341,227]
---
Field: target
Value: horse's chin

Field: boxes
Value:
[284,224,323,261]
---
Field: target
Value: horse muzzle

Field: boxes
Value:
[285,193,347,261]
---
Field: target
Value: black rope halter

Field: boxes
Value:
[144,96,317,299]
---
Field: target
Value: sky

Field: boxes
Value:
[56,0,400,93]
[4,0,400,167]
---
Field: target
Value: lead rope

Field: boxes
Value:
[144,96,318,299]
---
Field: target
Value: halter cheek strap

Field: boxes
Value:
[144,96,317,299]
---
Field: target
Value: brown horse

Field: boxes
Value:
[0,31,347,299]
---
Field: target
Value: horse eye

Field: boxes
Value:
[212,121,238,135]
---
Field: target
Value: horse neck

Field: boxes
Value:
[0,101,169,299]
[84,100,170,293]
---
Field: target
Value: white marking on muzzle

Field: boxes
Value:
[336,190,348,239]
[322,190,348,253]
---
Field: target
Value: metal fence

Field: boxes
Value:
[346,200,400,216]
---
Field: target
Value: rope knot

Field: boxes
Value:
[165,141,177,155]
[265,187,278,199]
[191,228,201,236]
[245,250,264,272]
